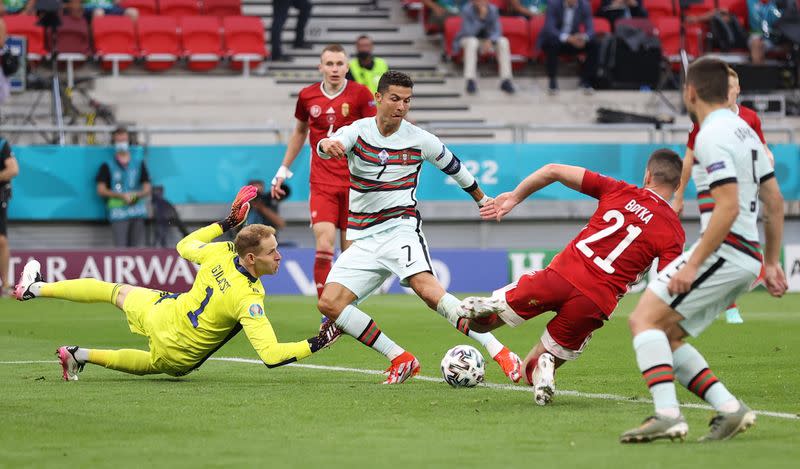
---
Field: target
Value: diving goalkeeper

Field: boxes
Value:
[14,185,340,380]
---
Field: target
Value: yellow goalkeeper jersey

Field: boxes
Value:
[146,224,311,371]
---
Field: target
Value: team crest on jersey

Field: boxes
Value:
[401,152,409,165]
[249,304,264,318]
[342,103,350,117]
[310,105,322,118]
[378,149,390,164]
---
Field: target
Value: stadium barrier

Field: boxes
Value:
[9,245,799,294]
[9,143,800,220]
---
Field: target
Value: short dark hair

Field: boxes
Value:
[321,44,346,56]
[356,35,371,42]
[377,70,414,94]
[686,57,729,105]
[647,148,683,189]
[112,125,128,137]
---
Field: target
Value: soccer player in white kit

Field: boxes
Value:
[315,70,523,384]
[620,58,789,443]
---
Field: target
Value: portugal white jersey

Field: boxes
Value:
[693,108,774,273]
[319,117,477,240]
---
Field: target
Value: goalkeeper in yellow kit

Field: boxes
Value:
[14,185,340,380]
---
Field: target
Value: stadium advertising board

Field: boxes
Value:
[8,248,508,294]
[10,144,800,220]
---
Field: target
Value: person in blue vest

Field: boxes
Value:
[95,126,151,247]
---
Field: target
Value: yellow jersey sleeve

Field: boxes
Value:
[175,223,236,265]
[237,296,312,368]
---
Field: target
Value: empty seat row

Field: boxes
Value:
[4,14,266,75]
[119,0,241,17]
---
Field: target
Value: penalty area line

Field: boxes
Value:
[4,357,798,421]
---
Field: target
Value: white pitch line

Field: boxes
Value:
[211,357,800,421]
[5,357,798,421]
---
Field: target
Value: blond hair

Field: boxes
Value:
[234,224,276,256]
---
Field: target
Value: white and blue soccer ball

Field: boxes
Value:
[441,345,485,388]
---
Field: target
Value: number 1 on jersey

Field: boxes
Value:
[575,209,642,274]
[187,286,213,328]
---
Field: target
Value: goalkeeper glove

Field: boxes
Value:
[218,185,258,232]
[307,321,342,352]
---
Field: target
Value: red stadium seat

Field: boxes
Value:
[203,0,242,16]
[500,16,532,63]
[653,16,702,63]
[647,0,676,20]
[119,0,158,15]
[222,16,267,75]
[55,15,91,87]
[2,14,46,63]
[444,16,462,58]
[179,16,223,71]
[591,0,602,14]
[93,16,139,74]
[528,14,546,59]
[592,16,612,36]
[159,0,201,16]
[137,15,182,72]
[685,0,714,17]
[717,0,749,27]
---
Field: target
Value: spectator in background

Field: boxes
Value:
[66,0,138,21]
[246,179,288,233]
[0,135,19,296]
[748,0,783,64]
[540,0,598,94]
[508,0,547,17]
[597,0,647,27]
[271,0,312,62]
[421,0,466,29]
[453,0,515,95]
[96,126,151,248]
[346,35,388,94]
[151,185,189,248]
[0,0,34,15]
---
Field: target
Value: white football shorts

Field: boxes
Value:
[326,223,434,301]
[647,246,757,337]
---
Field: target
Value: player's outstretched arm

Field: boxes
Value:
[672,149,694,215]
[759,177,788,297]
[317,124,359,160]
[176,185,257,263]
[485,164,585,221]
[241,309,341,368]
[271,119,309,199]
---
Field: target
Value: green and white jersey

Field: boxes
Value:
[693,108,775,272]
[319,117,477,240]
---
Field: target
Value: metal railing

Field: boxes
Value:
[0,122,797,145]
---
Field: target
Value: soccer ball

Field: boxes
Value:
[440,345,485,388]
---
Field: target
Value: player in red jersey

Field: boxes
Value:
[458,149,685,405]
[671,67,772,324]
[270,43,377,300]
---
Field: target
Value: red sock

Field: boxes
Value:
[314,250,334,298]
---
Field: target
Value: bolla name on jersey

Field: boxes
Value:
[625,199,653,224]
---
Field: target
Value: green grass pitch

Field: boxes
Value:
[1,291,798,468]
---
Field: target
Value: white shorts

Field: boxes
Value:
[647,249,757,337]
[327,224,434,301]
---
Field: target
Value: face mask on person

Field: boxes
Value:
[356,51,371,61]
[115,141,130,153]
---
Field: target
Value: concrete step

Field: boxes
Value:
[243,5,390,18]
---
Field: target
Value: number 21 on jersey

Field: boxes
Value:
[575,210,642,274]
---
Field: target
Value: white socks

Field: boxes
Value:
[633,329,681,418]
[437,293,504,358]
[335,305,403,360]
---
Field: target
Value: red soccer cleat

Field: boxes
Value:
[493,346,522,383]
[383,351,420,384]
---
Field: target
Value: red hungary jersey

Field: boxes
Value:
[548,171,686,316]
[294,80,376,187]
